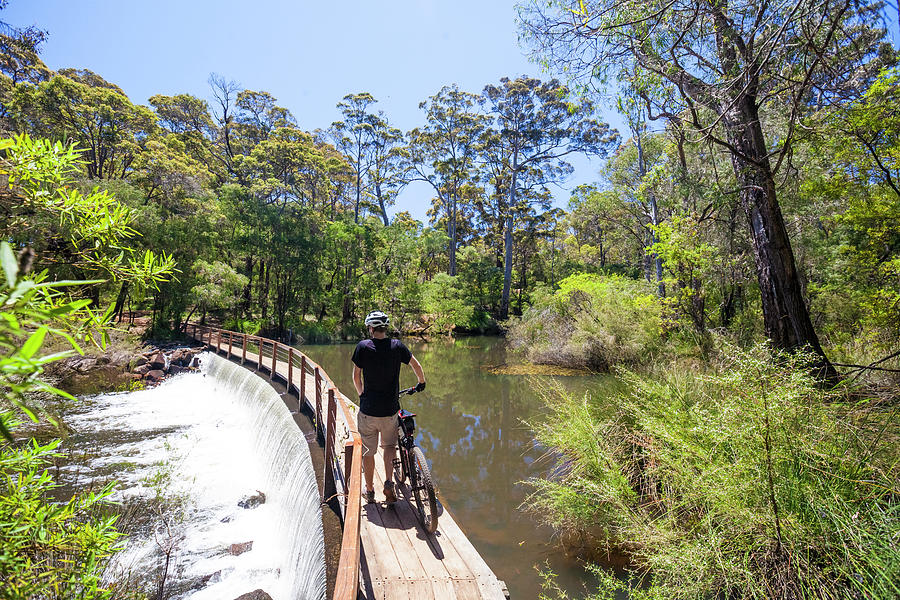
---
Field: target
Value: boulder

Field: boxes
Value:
[149,351,166,370]
[238,491,266,509]
[133,364,151,375]
[233,591,272,600]
[169,365,190,375]
[72,357,99,373]
[146,369,166,382]
[228,541,253,556]
[132,356,148,368]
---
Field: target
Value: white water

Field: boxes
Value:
[63,352,325,600]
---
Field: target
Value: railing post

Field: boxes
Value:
[241,334,247,364]
[271,342,277,380]
[344,440,355,489]
[227,332,233,359]
[216,329,221,352]
[324,388,337,500]
[300,355,307,407]
[287,348,294,391]
[315,367,322,437]
[258,338,263,371]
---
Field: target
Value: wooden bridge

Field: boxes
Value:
[188,325,509,600]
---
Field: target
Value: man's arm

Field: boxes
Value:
[353,364,363,396]
[409,355,426,388]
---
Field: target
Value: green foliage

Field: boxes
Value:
[508,273,662,370]
[423,273,473,335]
[0,437,121,600]
[526,345,900,600]
[190,259,248,316]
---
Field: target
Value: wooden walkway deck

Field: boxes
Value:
[191,326,508,600]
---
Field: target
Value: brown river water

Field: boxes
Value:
[300,336,623,600]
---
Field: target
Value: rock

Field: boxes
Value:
[190,356,202,368]
[228,541,253,556]
[133,364,151,375]
[132,356,148,368]
[168,365,190,375]
[129,373,143,381]
[146,369,166,382]
[149,351,166,369]
[233,590,272,600]
[238,491,266,509]
[72,357,99,373]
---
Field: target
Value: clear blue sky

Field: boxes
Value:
[3,0,619,221]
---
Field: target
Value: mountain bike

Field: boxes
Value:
[393,387,438,534]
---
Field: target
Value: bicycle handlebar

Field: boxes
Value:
[399,386,418,396]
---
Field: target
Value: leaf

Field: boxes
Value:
[20,326,48,359]
[1,242,18,288]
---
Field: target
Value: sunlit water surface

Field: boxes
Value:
[300,336,621,600]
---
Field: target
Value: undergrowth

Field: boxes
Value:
[525,345,900,600]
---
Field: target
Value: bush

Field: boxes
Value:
[507,273,662,371]
[0,436,121,599]
[525,345,900,600]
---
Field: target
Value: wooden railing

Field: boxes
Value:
[187,324,361,600]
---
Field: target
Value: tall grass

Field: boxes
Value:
[525,345,900,599]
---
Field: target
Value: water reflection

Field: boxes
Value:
[300,336,619,600]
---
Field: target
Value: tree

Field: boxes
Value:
[407,85,487,274]
[519,0,894,373]
[331,92,377,223]
[481,76,618,318]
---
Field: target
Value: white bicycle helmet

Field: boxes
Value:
[364,310,390,328]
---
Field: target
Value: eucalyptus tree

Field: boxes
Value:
[8,70,157,180]
[367,112,405,226]
[519,0,894,371]
[331,92,377,223]
[407,84,487,275]
[481,76,618,318]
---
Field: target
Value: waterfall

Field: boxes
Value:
[62,351,326,600]
[204,352,326,599]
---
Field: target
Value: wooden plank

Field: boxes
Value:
[334,438,362,600]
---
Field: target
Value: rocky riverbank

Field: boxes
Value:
[49,341,206,396]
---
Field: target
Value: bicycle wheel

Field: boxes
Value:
[394,444,409,484]
[410,446,438,534]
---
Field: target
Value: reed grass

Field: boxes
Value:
[525,345,900,599]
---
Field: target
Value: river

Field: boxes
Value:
[300,335,620,600]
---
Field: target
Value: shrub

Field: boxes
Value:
[508,273,662,371]
[0,436,121,599]
[525,345,900,599]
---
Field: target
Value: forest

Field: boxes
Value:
[1,0,899,598]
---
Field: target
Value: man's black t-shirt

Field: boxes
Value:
[351,338,412,417]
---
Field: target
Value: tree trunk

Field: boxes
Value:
[724,98,836,378]
[448,192,458,276]
[499,168,518,320]
[375,181,389,226]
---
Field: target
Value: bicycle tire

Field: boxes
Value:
[410,445,438,534]
[394,445,409,484]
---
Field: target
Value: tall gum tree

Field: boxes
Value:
[519,0,895,374]
[481,76,618,319]
[407,85,486,275]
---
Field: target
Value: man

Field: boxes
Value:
[352,310,426,504]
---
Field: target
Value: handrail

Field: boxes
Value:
[187,323,361,600]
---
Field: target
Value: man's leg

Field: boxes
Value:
[358,413,378,502]
[383,445,396,484]
[363,455,376,493]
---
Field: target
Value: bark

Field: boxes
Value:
[448,192,458,276]
[375,181,389,226]
[724,97,836,377]
[499,166,517,319]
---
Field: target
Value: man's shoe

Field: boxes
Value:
[365,489,376,504]
[383,481,397,504]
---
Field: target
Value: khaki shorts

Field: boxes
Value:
[357,413,399,457]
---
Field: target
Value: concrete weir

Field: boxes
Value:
[204,352,326,600]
